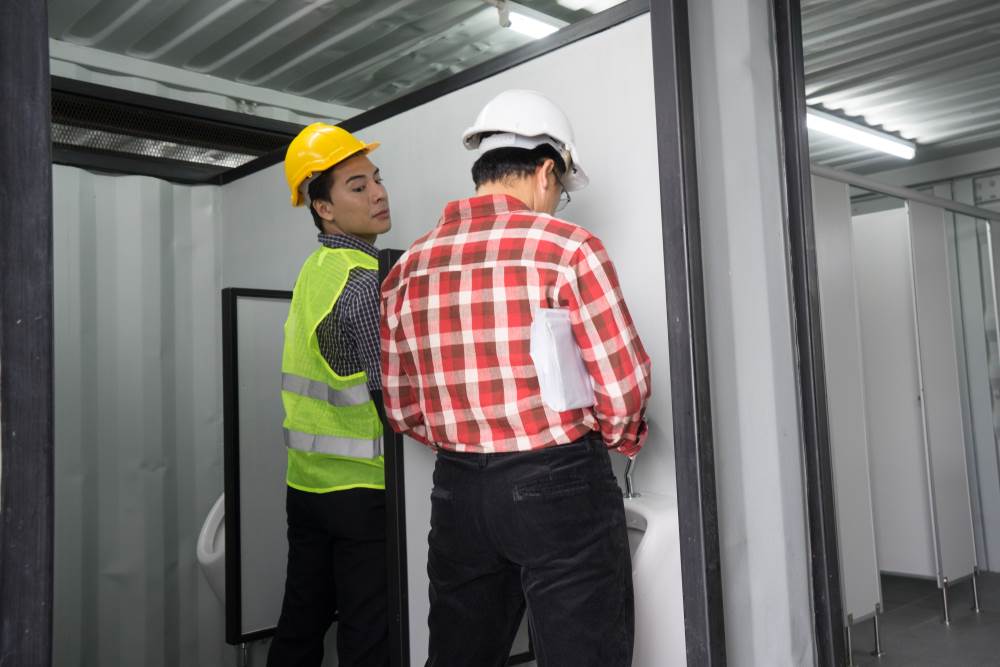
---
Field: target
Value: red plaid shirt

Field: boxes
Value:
[380,194,650,456]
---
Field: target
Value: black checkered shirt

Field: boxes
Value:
[315,233,382,391]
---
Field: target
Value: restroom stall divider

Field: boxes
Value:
[851,202,978,592]
[907,202,979,587]
[948,211,1000,574]
[0,1,54,664]
[810,177,882,628]
[806,164,1000,629]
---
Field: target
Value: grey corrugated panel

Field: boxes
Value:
[52,164,227,667]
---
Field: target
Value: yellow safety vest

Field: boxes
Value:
[281,246,384,493]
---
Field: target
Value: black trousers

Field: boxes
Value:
[425,434,634,667]
[267,487,388,667]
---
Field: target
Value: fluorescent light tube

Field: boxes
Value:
[508,11,559,38]
[556,0,622,11]
[806,108,916,160]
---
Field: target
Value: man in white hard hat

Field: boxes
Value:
[269,123,392,667]
[381,90,650,666]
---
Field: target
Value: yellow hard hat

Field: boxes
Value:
[284,122,380,207]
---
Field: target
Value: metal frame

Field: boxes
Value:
[51,76,304,138]
[377,250,411,667]
[812,163,1000,223]
[221,287,294,645]
[221,286,411,665]
[0,2,54,665]
[220,287,410,663]
[650,1,726,664]
[772,0,848,665]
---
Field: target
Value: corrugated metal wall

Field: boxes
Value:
[52,165,228,667]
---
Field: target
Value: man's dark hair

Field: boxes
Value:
[307,164,337,232]
[471,143,567,189]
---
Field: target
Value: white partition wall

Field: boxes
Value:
[854,209,938,578]
[853,205,977,586]
[907,202,978,583]
[811,177,881,621]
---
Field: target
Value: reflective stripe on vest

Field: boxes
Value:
[281,372,371,407]
[284,428,382,459]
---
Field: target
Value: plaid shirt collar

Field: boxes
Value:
[317,232,379,258]
[441,194,531,227]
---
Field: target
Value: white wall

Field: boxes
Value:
[687,0,816,664]
[52,165,229,667]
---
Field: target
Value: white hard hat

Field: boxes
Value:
[462,89,589,191]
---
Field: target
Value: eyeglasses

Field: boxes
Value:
[554,173,571,213]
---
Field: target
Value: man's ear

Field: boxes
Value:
[537,158,556,190]
[312,198,334,223]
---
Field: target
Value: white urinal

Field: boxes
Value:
[197,493,226,604]
[624,491,686,667]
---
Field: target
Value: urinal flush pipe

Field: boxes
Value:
[624,457,640,499]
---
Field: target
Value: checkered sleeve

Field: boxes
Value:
[559,235,651,456]
[339,270,383,391]
[380,262,433,446]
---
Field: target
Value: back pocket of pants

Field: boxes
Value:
[513,475,590,501]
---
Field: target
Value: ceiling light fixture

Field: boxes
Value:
[508,11,559,38]
[555,0,623,11]
[484,1,565,39]
[806,107,916,160]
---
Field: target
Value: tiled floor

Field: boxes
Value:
[849,572,1000,666]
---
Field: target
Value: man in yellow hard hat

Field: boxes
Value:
[268,123,392,667]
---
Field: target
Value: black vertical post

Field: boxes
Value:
[772,1,847,665]
[649,1,726,665]
[0,1,54,665]
[378,249,410,667]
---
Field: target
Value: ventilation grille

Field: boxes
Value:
[51,80,299,183]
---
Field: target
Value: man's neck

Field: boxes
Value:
[476,182,536,211]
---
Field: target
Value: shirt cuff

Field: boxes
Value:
[615,421,648,458]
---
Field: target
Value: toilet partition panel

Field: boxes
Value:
[906,202,978,585]
[852,204,978,587]
[811,176,882,621]
[853,209,938,579]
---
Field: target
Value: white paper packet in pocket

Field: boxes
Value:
[529,308,596,412]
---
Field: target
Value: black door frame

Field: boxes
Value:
[0,1,55,665]
[3,2,728,665]
[772,1,848,665]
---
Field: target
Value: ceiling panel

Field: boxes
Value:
[802,0,1000,172]
[48,0,611,112]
